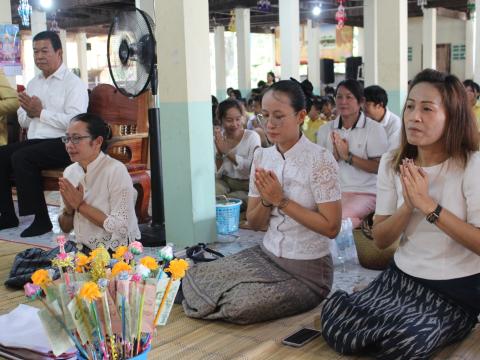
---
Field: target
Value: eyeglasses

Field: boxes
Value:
[257,112,298,128]
[61,135,91,144]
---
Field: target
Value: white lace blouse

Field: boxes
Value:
[60,152,141,250]
[216,129,261,180]
[249,135,341,260]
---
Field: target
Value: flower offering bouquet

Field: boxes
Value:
[24,236,188,359]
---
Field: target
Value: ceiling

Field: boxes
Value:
[9,0,470,37]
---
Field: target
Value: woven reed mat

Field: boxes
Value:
[0,240,478,360]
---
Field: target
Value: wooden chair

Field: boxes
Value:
[40,84,151,223]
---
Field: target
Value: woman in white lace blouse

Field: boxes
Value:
[182,80,342,324]
[58,113,140,252]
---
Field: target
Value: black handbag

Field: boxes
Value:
[4,241,77,289]
[185,243,224,263]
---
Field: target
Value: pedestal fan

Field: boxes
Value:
[107,6,165,246]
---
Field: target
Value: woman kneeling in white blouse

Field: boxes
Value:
[58,113,140,253]
[322,69,480,359]
[182,80,342,324]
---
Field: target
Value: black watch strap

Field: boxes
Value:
[426,204,442,224]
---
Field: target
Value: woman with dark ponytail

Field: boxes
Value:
[58,113,140,253]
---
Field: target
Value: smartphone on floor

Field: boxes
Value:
[281,327,322,347]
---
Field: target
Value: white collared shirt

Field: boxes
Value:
[316,112,389,194]
[216,129,261,180]
[17,63,89,139]
[249,135,341,260]
[60,152,140,250]
[379,108,402,151]
[376,151,480,280]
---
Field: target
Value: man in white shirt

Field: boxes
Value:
[363,85,402,151]
[0,31,88,237]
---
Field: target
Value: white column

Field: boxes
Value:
[214,26,227,100]
[75,32,88,84]
[279,0,300,80]
[474,0,480,83]
[0,0,15,86]
[378,0,408,115]
[235,8,250,96]
[422,8,436,69]
[31,10,47,36]
[356,27,365,57]
[465,15,475,80]
[31,10,47,76]
[59,29,68,66]
[155,0,216,247]
[307,20,320,94]
[364,0,378,86]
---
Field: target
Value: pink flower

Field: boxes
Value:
[24,283,41,298]
[131,273,142,283]
[57,253,68,260]
[129,241,143,255]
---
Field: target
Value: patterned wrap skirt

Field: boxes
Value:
[182,245,332,324]
[321,264,478,360]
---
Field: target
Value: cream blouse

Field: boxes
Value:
[249,135,341,260]
[60,152,141,250]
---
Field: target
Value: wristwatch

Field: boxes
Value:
[426,204,442,224]
[346,152,353,165]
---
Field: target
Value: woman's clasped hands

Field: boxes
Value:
[255,168,284,207]
[399,159,437,215]
[59,177,84,212]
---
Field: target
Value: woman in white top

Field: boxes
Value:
[321,69,480,359]
[317,80,389,228]
[58,113,140,253]
[182,80,342,324]
[214,99,261,208]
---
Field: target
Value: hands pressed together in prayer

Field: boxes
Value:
[214,127,231,156]
[254,168,284,207]
[18,92,43,118]
[59,178,84,213]
[331,132,349,161]
[399,159,437,215]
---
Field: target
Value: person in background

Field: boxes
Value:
[302,98,326,143]
[324,85,335,98]
[322,68,480,360]
[316,79,389,228]
[229,89,242,101]
[214,99,261,209]
[59,113,140,253]
[182,80,341,324]
[266,71,276,86]
[463,79,480,130]
[0,31,88,237]
[0,68,19,145]
[226,87,234,98]
[320,96,336,121]
[363,85,402,151]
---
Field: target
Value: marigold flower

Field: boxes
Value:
[111,261,132,277]
[76,253,91,273]
[165,259,189,280]
[79,282,102,302]
[139,256,159,270]
[31,269,52,288]
[112,246,128,260]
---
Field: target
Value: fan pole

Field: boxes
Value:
[140,67,167,246]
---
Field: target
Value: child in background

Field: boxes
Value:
[302,98,326,143]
